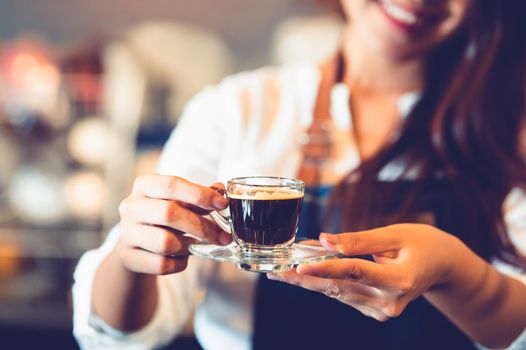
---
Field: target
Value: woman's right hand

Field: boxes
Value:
[116,174,231,275]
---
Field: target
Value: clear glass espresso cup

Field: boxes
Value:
[211,176,305,257]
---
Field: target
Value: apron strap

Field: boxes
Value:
[296,52,344,186]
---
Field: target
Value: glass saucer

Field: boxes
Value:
[189,240,339,273]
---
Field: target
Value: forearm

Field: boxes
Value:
[425,238,526,349]
[92,248,159,332]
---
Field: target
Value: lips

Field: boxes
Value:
[378,0,446,31]
[381,0,418,25]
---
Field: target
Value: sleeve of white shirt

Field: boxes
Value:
[477,187,526,350]
[72,86,227,350]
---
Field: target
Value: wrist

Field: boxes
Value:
[427,234,489,300]
[109,247,157,286]
[94,247,159,331]
[436,234,467,288]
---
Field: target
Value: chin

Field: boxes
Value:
[350,0,467,60]
[359,27,431,61]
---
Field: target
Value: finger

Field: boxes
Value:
[121,197,231,244]
[120,248,189,275]
[295,239,322,247]
[268,270,372,304]
[124,224,196,256]
[210,182,226,193]
[352,304,391,322]
[157,225,185,235]
[320,228,400,256]
[268,271,394,321]
[296,258,402,288]
[180,182,228,215]
[178,201,212,216]
[132,175,228,210]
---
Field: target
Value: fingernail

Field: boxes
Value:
[213,196,228,210]
[210,185,226,196]
[320,233,338,245]
[219,232,232,245]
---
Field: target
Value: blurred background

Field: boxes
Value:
[0,0,343,348]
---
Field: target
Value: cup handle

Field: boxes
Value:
[209,211,232,234]
[209,186,232,234]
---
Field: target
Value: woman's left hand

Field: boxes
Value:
[268,224,464,321]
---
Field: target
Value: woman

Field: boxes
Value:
[73,0,526,349]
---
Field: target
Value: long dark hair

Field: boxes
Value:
[329,1,526,268]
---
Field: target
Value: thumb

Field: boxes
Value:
[320,228,400,256]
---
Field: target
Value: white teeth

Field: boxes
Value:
[381,0,418,25]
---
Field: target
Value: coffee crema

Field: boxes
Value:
[228,190,303,200]
[228,190,303,246]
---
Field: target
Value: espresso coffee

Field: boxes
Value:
[228,190,303,246]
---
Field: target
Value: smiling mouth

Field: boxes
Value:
[378,0,446,29]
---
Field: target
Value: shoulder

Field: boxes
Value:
[211,62,320,108]
[218,62,319,92]
[176,62,319,136]
[177,62,319,119]
[176,64,315,129]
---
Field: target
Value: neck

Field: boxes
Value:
[341,26,425,95]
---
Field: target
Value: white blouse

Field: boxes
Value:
[73,62,526,350]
